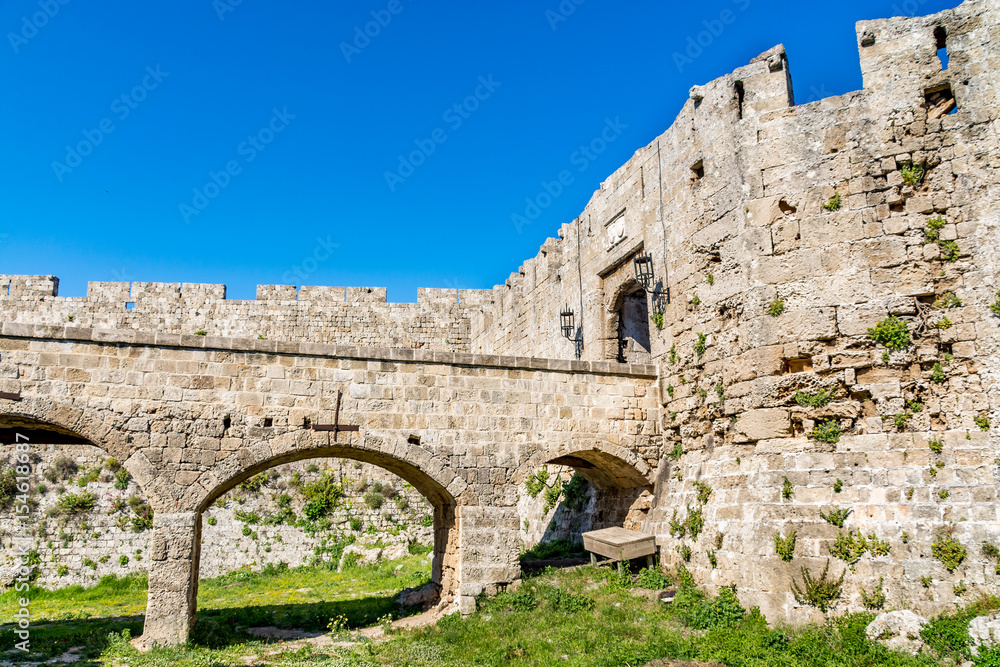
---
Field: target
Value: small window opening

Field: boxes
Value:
[691,160,705,182]
[223,416,231,431]
[785,358,814,374]
[925,84,957,119]
[735,81,745,119]
[778,199,797,215]
[125,302,135,310]
[407,435,421,445]
[934,27,949,70]
[263,417,273,428]
[303,416,310,429]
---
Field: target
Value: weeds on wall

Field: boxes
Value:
[867,316,911,350]
[934,292,962,309]
[819,507,852,528]
[767,299,785,317]
[828,530,890,565]
[833,478,843,493]
[524,466,549,498]
[669,344,678,364]
[811,420,842,444]
[794,389,833,408]
[991,290,1000,317]
[931,528,966,572]
[690,294,701,308]
[781,477,794,500]
[774,530,796,562]
[694,333,707,357]
[650,311,664,329]
[791,560,844,613]
[693,480,713,505]
[901,162,924,186]
[928,436,944,454]
[822,193,842,212]
[976,414,991,431]
[932,362,947,383]
[860,577,886,610]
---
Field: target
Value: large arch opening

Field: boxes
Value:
[516,443,653,568]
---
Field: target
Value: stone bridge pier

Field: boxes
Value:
[0,324,659,646]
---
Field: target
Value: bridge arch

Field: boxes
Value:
[515,440,652,490]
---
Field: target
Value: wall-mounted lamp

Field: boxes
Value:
[560,306,577,340]
[633,252,655,291]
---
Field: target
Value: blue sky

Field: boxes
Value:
[1,0,956,301]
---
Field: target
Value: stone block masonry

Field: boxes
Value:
[2,0,1000,645]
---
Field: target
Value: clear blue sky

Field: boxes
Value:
[1,0,956,301]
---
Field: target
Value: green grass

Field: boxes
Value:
[0,556,985,666]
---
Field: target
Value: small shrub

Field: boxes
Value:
[636,568,672,590]
[45,456,78,483]
[953,580,967,596]
[684,505,705,541]
[928,436,944,454]
[706,272,714,285]
[693,481,712,505]
[939,489,950,500]
[707,550,718,569]
[676,543,692,562]
[194,330,207,336]
[349,517,362,531]
[419,513,433,527]
[206,516,217,526]
[991,290,1000,317]
[983,542,1000,560]
[860,577,886,610]
[833,478,843,493]
[128,496,153,532]
[524,466,549,498]
[822,193,841,211]
[774,530,796,562]
[669,344,678,364]
[935,292,963,309]
[931,530,967,572]
[828,530,869,564]
[921,575,932,588]
[666,384,674,398]
[781,476,794,500]
[868,316,911,350]
[794,388,833,408]
[363,491,385,510]
[668,442,684,461]
[669,510,686,538]
[894,412,911,430]
[930,362,946,383]
[924,216,946,242]
[56,491,96,515]
[694,333,707,357]
[651,311,664,329]
[811,420,842,443]
[819,507,852,528]
[767,299,785,317]
[56,565,69,577]
[715,382,724,402]
[119,555,129,566]
[691,294,701,308]
[542,478,563,513]
[113,468,131,491]
[792,560,844,613]
[868,533,891,557]
[937,316,953,329]
[938,240,960,262]
[976,414,991,431]
[688,585,746,630]
[900,162,924,186]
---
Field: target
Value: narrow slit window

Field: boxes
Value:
[691,160,705,182]
[735,81,745,119]
[934,27,949,70]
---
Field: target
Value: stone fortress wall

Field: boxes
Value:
[2,0,999,626]
[0,277,493,351]
[471,0,1000,623]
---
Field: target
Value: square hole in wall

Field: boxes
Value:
[925,84,957,118]
[691,160,705,182]
[263,417,273,428]
[125,302,135,310]
[785,358,814,374]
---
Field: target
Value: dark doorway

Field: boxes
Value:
[617,289,651,363]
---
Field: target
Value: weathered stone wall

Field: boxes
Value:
[471,0,1000,623]
[0,279,494,352]
[0,445,432,587]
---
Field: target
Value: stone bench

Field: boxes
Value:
[582,527,657,567]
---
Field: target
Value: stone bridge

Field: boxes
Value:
[0,322,659,645]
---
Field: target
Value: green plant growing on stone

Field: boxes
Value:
[931,528,966,572]
[938,240,960,262]
[983,542,1000,560]
[684,505,704,541]
[669,344,678,364]
[698,388,707,399]
[936,316,952,329]
[542,477,563,513]
[781,476,794,500]
[56,565,69,577]
[921,575,932,588]
[128,495,153,532]
[881,350,890,364]
[194,330,207,336]
[206,516,217,526]
[792,559,844,613]
[822,193,841,212]
[774,530,796,562]
[113,467,131,491]
[953,580,967,596]
[690,294,701,308]
[693,481,713,505]
[976,414,991,431]
[924,216,946,242]
[894,412,911,431]
[669,510,687,539]
[819,507,852,528]
[860,577,886,610]
[867,316,911,350]
[795,388,833,408]
[991,290,1000,317]
[932,363,946,383]
[651,311,664,329]
[767,299,785,317]
[694,333,707,357]
[524,466,550,498]
[901,531,910,543]
[715,382,724,402]
[939,489,950,500]
[928,436,944,454]
[934,292,962,309]
[707,549,718,569]
[119,555,129,566]
[811,419,842,443]
[828,530,870,565]
[666,384,674,398]
[668,442,683,461]
[715,533,724,550]
[833,478,843,493]
[55,490,96,515]
[901,162,924,186]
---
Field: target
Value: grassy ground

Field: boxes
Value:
[2,557,998,667]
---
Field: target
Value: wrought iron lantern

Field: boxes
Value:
[560,307,575,340]
[633,252,655,290]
